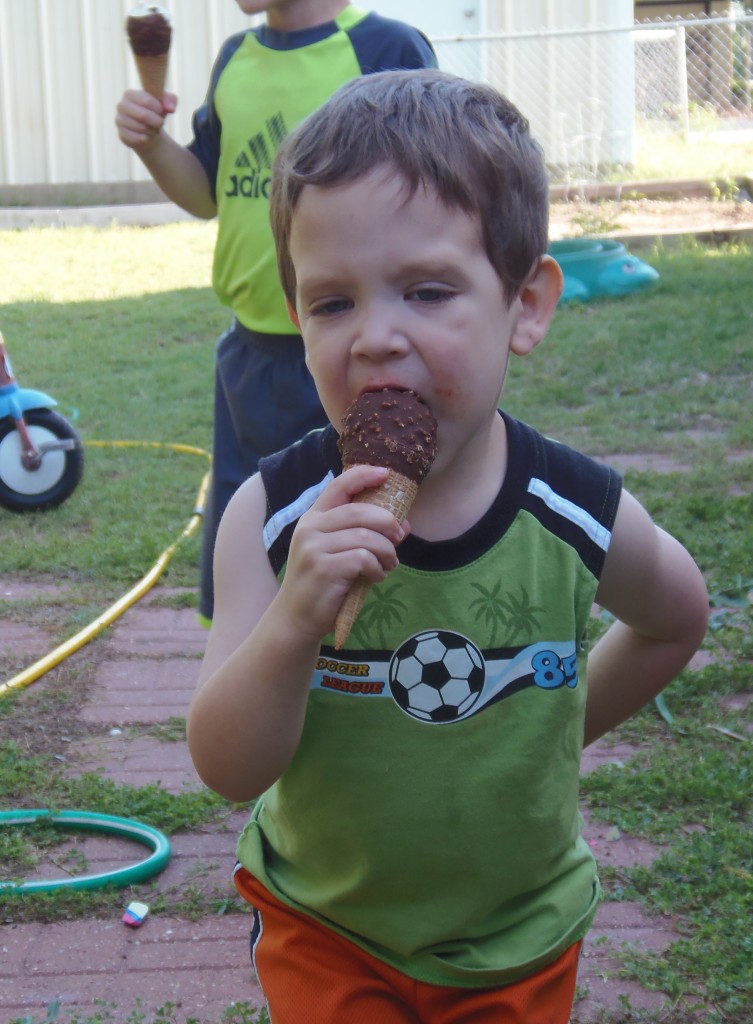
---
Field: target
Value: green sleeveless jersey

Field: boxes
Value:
[236,414,622,987]
[187,7,436,334]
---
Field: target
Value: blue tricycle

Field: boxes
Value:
[0,331,83,511]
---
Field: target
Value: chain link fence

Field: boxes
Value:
[432,13,753,188]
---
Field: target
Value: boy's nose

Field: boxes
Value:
[351,310,409,360]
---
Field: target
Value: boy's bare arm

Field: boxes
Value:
[187,466,405,803]
[115,90,217,219]
[585,489,708,747]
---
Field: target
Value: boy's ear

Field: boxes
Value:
[509,255,563,356]
[286,299,301,331]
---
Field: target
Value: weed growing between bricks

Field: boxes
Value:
[9,998,270,1024]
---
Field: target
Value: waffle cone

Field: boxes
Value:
[333,469,419,650]
[134,52,169,99]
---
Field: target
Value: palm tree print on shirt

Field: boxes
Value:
[469,583,545,646]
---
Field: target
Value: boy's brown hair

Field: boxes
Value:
[270,68,550,307]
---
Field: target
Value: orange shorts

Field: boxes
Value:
[234,866,582,1024]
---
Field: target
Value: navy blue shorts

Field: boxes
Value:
[199,320,329,620]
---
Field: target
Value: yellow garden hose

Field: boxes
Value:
[0,440,210,699]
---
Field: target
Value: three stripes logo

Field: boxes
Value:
[225,113,288,200]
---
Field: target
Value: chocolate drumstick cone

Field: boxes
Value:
[334,388,437,649]
[126,3,172,100]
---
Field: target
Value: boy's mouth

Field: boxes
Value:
[359,383,412,400]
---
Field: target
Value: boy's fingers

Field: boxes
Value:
[315,465,391,511]
[118,91,165,123]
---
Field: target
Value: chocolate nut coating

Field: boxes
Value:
[338,388,437,484]
[126,9,171,57]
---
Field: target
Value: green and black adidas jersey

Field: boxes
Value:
[237,412,622,987]
[187,6,436,334]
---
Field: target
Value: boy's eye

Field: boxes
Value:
[311,298,351,316]
[409,287,452,303]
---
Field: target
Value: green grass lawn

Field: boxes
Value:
[1,224,752,1024]
[1,222,221,603]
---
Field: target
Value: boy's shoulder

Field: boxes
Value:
[517,419,620,507]
[261,422,339,486]
[507,415,623,574]
[345,10,437,67]
[205,28,258,90]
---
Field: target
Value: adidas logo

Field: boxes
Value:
[224,113,288,200]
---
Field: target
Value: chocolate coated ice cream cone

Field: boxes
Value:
[126,4,172,99]
[334,389,437,649]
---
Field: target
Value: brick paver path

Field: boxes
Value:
[1,585,681,1023]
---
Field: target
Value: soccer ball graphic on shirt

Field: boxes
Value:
[389,630,486,723]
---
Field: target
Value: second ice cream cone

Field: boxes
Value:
[334,469,418,649]
[126,4,172,98]
[135,52,169,99]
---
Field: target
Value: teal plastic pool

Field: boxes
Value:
[549,238,659,304]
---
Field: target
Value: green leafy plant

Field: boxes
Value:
[567,203,625,236]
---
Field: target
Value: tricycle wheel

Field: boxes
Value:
[0,408,84,511]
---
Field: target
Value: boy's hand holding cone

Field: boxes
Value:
[334,388,437,649]
[125,3,172,100]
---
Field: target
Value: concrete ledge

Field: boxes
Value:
[550,174,753,203]
[0,181,166,207]
[596,224,753,249]
[548,218,753,248]
[0,202,198,229]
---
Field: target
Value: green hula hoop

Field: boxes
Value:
[0,809,171,892]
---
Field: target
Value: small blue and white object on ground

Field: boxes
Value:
[122,901,150,927]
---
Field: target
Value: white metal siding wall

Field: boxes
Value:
[0,0,634,189]
[0,0,252,187]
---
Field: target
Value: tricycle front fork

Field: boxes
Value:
[11,415,45,470]
[0,332,73,470]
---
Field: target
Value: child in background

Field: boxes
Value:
[187,69,708,1024]
[115,1,436,622]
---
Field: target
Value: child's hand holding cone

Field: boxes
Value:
[334,389,437,649]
